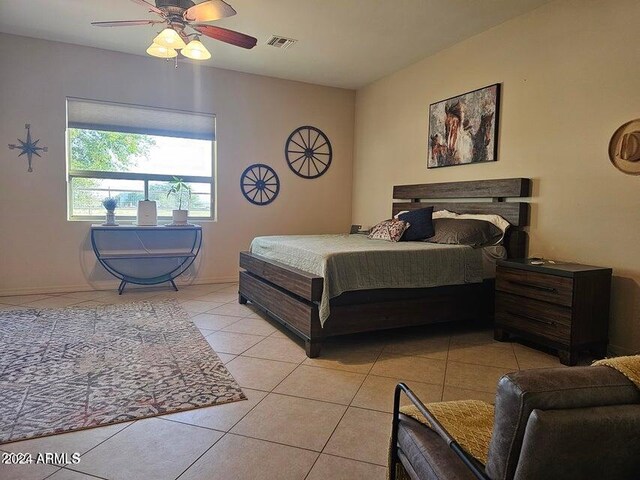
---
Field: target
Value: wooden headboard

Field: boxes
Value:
[392,178,532,258]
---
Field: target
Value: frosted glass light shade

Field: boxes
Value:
[181,39,211,60]
[153,28,187,49]
[146,43,178,58]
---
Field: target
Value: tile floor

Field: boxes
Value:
[0,282,569,480]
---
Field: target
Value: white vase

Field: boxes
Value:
[172,209,189,225]
[104,210,117,226]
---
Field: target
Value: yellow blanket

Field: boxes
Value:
[399,399,494,464]
[593,354,640,389]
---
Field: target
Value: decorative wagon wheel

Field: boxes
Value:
[240,164,280,206]
[285,126,332,179]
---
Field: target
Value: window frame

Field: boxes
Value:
[65,99,216,222]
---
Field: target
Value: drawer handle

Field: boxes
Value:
[508,279,557,293]
[507,311,556,326]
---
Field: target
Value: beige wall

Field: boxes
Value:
[0,33,354,295]
[352,0,640,354]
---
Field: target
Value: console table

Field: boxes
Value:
[90,225,202,294]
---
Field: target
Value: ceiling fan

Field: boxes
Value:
[92,0,257,61]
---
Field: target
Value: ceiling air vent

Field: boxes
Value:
[266,35,297,50]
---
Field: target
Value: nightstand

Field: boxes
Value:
[494,258,612,366]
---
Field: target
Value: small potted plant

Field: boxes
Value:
[102,197,118,226]
[167,177,192,225]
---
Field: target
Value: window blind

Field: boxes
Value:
[67,97,215,141]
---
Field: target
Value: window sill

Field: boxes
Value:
[68,217,217,223]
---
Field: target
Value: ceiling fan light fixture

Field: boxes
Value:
[181,39,211,60]
[146,42,178,58]
[154,28,187,49]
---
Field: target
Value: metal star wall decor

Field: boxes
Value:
[8,124,48,172]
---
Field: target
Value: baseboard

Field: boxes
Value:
[0,275,239,297]
[188,276,239,287]
[0,284,100,296]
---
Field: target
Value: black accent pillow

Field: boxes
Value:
[397,207,435,241]
[426,218,502,247]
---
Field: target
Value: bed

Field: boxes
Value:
[238,178,531,357]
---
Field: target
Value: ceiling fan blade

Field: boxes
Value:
[184,0,236,22]
[130,0,163,15]
[193,25,257,49]
[92,20,161,27]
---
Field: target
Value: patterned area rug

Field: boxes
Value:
[0,299,245,444]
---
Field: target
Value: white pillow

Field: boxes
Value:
[432,209,457,219]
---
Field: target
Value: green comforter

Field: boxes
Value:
[250,234,484,325]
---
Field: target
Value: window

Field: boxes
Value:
[66,98,215,220]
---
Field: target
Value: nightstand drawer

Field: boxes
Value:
[496,266,573,307]
[496,293,571,343]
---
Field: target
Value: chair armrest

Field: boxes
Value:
[391,383,490,480]
[499,366,639,406]
[486,366,640,480]
[515,404,640,479]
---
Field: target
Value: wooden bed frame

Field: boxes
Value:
[238,178,532,357]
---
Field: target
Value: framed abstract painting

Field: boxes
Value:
[427,83,501,168]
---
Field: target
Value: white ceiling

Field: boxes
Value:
[0,0,550,89]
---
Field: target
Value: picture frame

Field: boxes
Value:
[427,83,501,169]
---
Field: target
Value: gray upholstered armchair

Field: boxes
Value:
[390,365,640,480]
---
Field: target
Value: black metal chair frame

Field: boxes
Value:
[390,383,491,480]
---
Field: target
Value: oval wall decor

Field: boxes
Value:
[240,164,280,205]
[609,119,640,175]
[285,126,332,179]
